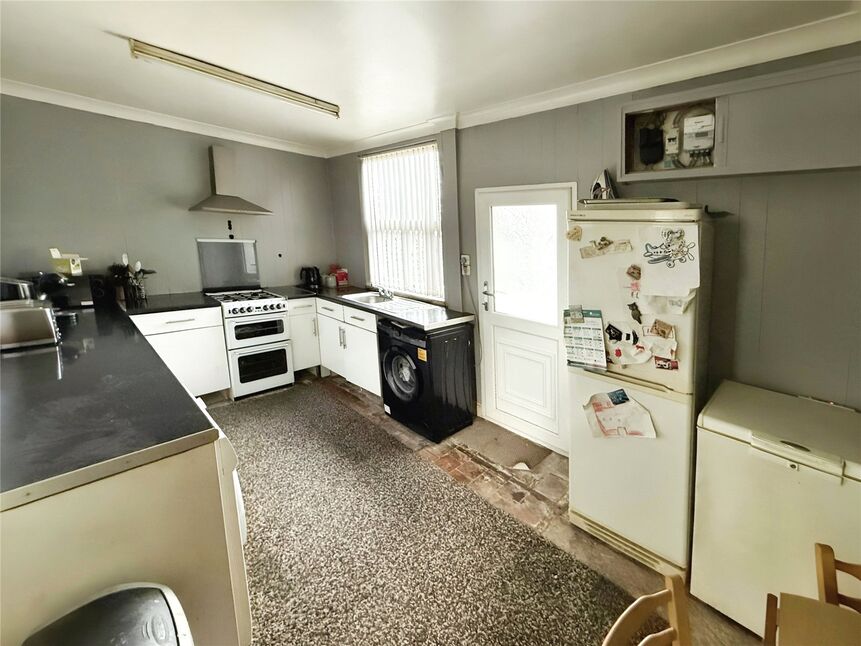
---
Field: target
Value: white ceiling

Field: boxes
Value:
[1,1,859,157]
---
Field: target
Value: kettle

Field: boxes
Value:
[300,266,321,291]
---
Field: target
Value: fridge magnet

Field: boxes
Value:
[642,335,677,360]
[564,308,607,369]
[638,224,700,296]
[646,319,674,339]
[583,390,657,438]
[564,305,585,324]
[654,357,679,370]
[605,322,638,345]
[617,268,640,299]
[566,225,583,241]
[627,302,642,324]
[626,264,642,280]
[605,321,650,366]
[638,291,696,315]
[579,237,634,259]
[643,228,696,268]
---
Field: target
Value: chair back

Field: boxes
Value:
[602,575,691,646]
[815,543,861,613]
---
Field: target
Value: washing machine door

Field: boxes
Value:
[383,346,422,403]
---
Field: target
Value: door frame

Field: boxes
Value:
[474,182,575,455]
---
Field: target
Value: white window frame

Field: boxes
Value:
[359,140,446,304]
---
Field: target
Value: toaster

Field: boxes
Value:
[0,302,60,350]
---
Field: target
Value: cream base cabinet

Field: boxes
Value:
[0,438,251,646]
[316,302,381,397]
[131,309,229,397]
[318,313,346,377]
[287,299,320,372]
[341,324,381,396]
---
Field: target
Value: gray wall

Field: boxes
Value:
[326,130,464,310]
[1,96,336,295]
[457,50,861,409]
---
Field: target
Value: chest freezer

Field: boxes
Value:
[690,381,861,635]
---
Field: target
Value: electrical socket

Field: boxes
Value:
[460,254,471,276]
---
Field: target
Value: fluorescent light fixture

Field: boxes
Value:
[128,38,340,118]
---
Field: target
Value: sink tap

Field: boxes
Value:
[376,286,394,300]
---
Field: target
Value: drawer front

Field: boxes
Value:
[131,307,223,335]
[316,299,343,321]
[342,305,376,333]
[288,298,316,317]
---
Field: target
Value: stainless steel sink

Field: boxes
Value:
[342,292,439,313]
[343,292,390,304]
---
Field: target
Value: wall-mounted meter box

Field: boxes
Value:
[621,95,726,181]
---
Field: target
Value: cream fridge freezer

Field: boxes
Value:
[567,201,712,576]
[690,381,861,635]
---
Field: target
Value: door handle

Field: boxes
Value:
[312,318,318,337]
[482,281,494,311]
[338,327,345,348]
[341,327,347,350]
[166,318,195,324]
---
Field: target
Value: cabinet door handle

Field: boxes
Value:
[312,318,318,337]
[166,318,195,324]
[322,306,334,312]
[349,315,365,322]
[295,303,313,309]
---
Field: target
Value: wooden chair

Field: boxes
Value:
[815,543,861,613]
[603,575,691,646]
[763,593,779,646]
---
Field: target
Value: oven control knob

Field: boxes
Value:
[231,308,238,314]
[278,302,285,309]
[263,305,269,310]
[239,307,246,313]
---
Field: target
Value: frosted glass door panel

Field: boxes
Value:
[491,204,557,325]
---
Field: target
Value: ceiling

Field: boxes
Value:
[1,1,859,157]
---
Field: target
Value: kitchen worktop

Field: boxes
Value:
[122,291,219,314]
[0,305,218,511]
[266,284,475,331]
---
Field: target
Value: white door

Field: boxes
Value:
[475,183,574,454]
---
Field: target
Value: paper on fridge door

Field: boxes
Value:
[583,389,657,438]
[638,224,700,296]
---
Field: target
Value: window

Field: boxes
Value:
[361,142,445,302]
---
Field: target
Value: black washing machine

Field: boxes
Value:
[378,319,476,442]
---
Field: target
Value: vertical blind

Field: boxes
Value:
[361,142,445,302]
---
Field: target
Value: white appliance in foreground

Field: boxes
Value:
[567,201,713,577]
[690,380,861,636]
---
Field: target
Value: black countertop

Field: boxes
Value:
[0,305,218,510]
[267,285,475,331]
[123,291,219,314]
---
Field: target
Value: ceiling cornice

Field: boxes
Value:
[456,10,861,130]
[1,11,858,158]
[322,114,458,158]
[0,79,329,158]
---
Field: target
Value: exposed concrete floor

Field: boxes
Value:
[256,373,759,645]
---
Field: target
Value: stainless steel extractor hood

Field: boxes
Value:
[190,146,271,215]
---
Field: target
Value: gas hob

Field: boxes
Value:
[206,290,287,318]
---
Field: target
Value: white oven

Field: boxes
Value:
[228,341,294,398]
[225,312,290,350]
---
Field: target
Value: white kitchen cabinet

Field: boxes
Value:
[341,324,381,396]
[317,305,381,397]
[288,298,320,372]
[131,309,230,397]
[290,314,320,371]
[318,313,346,377]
